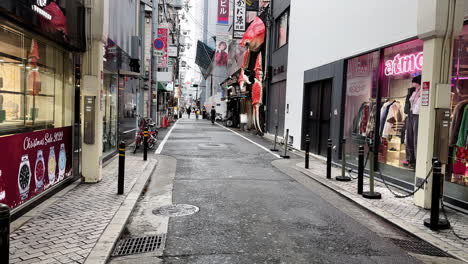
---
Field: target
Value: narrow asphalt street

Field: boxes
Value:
[168,118,424,263]
[109,118,439,264]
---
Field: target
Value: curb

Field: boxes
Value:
[84,158,158,264]
[292,161,468,263]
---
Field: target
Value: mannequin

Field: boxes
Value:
[405,75,421,168]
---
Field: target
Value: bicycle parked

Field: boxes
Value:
[133,117,158,153]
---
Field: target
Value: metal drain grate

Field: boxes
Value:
[112,235,165,257]
[390,238,453,258]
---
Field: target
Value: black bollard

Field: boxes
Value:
[362,146,381,199]
[336,139,351,182]
[143,127,148,161]
[305,134,310,169]
[270,125,279,152]
[0,203,10,264]
[424,159,450,230]
[326,139,332,179]
[118,141,125,195]
[281,129,290,159]
[357,145,364,194]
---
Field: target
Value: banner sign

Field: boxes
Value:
[156,28,169,68]
[233,0,246,38]
[0,127,73,209]
[217,0,229,25]
[422,81,430,106]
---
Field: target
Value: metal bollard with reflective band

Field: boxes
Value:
[0,203,10,264]
[118,141,125,195]
[143,128,148,161]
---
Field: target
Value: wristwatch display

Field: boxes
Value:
[35,150,45,191]
[18,155,31,201]
[58,143,66,181]
[48,146,56,186]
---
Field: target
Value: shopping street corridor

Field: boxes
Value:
[109,118,447,264]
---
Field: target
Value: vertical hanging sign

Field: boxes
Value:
[233,0,246,39]
[422,81,430,106]
[156,28,168,68]
[217,0,229,25]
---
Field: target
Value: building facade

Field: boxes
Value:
[0,0,85,214]
[285,0,468,210]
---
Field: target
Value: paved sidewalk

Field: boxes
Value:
[9,153,157,264]
[294,156,468,262]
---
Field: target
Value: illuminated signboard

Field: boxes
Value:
[384,52,423,76]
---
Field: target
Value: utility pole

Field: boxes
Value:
[151,0,159,124]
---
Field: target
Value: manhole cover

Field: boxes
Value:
[152,204,199,217]
[112,235,165,257]
[390,238,453,258]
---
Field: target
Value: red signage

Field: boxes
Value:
[0,127,73,209]
[218,0,229,24]
[157,28,169,67]
[422,81,430,106]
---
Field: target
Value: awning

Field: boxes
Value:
[119,70,141,77]
[157,82,174,91]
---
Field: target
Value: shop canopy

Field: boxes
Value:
[157,82,174,92]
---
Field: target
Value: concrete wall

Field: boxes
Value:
[285,0,418,149]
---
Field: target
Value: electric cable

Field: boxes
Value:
[441,202,468,240]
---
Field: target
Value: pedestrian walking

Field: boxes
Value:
[195,108,200,120]
[210,106,216,125]
[187,107,191,119]
[202,106,207,119]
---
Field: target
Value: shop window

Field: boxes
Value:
[380,39,423,170]
[448,25,468,187]
[103,74,118,156]
[276,10,289,49]
[343,51,380,163]
[0,25,73,136]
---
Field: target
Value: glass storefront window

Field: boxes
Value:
[276,10,289,49]
[448,25,468,187]
[344,51,379,165]
[379,39,423,170]
[103,73,118,156]
[0,25,73,136]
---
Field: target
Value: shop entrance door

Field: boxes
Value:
[304,79,332,155]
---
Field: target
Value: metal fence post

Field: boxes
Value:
[143,127,148,161]
[281,129,290,159]
[424,158,450,230]
[336,139,351,182]
[0,203,10,264]
[326,139,332,179]
[305,134,310,169]
[357,145,364,194]
[362,146,381,199]
[270,125,279,152]
[118,141,125,195]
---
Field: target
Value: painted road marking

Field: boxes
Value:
[155,120,178,154]
[215,123,281,159]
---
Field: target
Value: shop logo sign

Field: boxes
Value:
[384,52,423,76]
[32,0,52,20]
[37,0,47,7]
